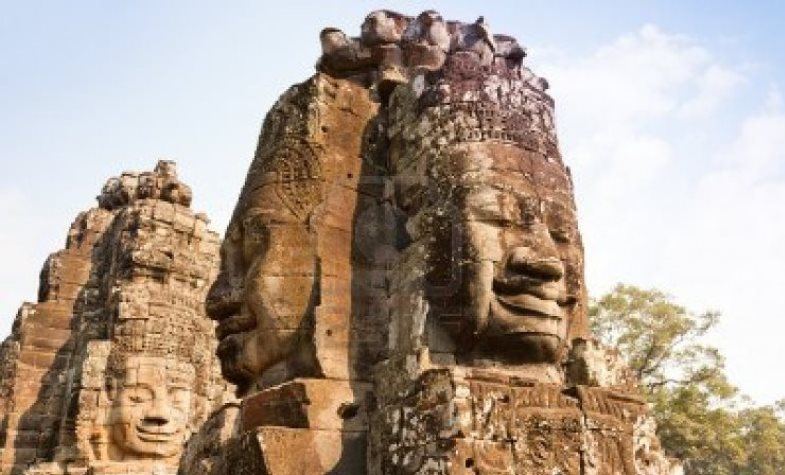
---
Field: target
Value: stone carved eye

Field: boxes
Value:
[549,228,571,244]
[125,387,154,404]
[242,214,268,240]
[241,213,270,259]
[520,197,542,225]
[169,387,190,407]
[544,202,575,244]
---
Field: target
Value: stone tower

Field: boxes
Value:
[186,9,681,475]
[0,161,232,475]
[0,10,682,475]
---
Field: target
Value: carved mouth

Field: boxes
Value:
[495,293,563,319]
[216,331,243,359]
[493,275,563,300]
[486,295,562,339]
[136,426,179,443]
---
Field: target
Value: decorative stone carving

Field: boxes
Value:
[0,162,230,475]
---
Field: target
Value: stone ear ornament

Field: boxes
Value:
[269,140,324,220]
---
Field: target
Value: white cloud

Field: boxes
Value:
[658,105,785,402]
[540,24,721,128]
[723,106,785,174]
[538,25,785,404]
[678,64,745,118]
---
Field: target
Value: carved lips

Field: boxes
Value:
[495,293,563,319]
[135,424,181,444]
[484,275,568,362]
[215,312,256,342]
[487,254,568,339]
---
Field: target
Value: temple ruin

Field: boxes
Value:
[0,10,682,475]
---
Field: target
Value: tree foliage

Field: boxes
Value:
[590,284,785,475]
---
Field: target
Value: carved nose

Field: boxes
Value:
[507,247,564,281]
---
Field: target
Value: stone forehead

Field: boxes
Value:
[116,355,195,383]
[123,355,194,370]
[434,146,572,194]
[458,179,576,207]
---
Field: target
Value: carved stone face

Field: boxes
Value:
[206,183,318,392]
[107,356,193,459]
[430,145,584,364]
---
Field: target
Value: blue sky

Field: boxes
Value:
[2,1,784,404]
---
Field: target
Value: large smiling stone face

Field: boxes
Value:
[426,143,586,364]
[107,356,194,459]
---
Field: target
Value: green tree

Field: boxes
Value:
[590,284,785,475]
[590,284,732,397]
[736,403,785,475]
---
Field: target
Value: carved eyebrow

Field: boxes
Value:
[465,199,519,224]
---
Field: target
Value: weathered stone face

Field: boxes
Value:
[428,145,584,364]
[383,49,587,369]
[208,184,318,390]
[205,75,384,399]
[185,73,392,474]
[106,356,194,460]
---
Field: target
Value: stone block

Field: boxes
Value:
[240,379,370,433]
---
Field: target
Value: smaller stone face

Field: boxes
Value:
[106,356,194,460]
[0,160,230,475]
